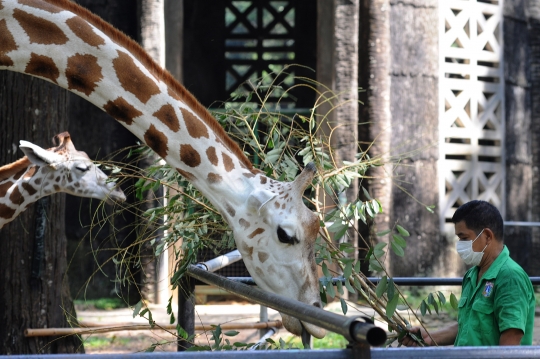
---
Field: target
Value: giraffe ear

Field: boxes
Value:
[247,189,276,215]
[19,140,63,169]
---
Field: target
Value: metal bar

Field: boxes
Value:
[199,250,242,272]
[227,277,540,286]
[504,221,540,227]
[249,327,278,351]
[6,347,540,358]
[186,264,387,346]
[371,346,540,358]
[177,276,195,352]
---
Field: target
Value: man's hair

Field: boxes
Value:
[451,200,504,241]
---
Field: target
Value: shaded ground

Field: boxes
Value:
[68,301,540,353]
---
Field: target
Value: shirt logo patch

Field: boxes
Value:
[483,281,494,297]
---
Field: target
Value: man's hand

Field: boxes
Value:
[399,327,432,347]
[500,328,524,345]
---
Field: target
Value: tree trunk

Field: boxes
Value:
[333,0,359,298]
[0,72,83,354]
[359,0,392,270]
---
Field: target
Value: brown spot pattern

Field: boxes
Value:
[258,251,269,263]
[222,153,235,172]
[25,53,59,83]
[225,203,236,217]
[248,228,265,239]
[53,184,60,191]
[66,16,105,47]
[21,182,37,196]
[9,186,24,205]
[0,203,16,220]
[144,124,169,159]
[176,168,195,181]
[19,0,62,13]
[206,147,218,166]
[13,168,27,181]
[66,53,102,96]
[180,144,201,167]
[239,218,250,230]
[34,177,42,185]
[0,19,17,67]
[153,104,180,132]
[13,9,68,45]
[103,97,143,125]
[241,242,254,261]
[207,173,222,184]
[0,181,13,197]
[181,108,209,139]
[260,176,267,185]
[113,51,159,103]
[243,172,255,178]
[274,201,280,209]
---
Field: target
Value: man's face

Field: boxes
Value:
[455,220,486,252]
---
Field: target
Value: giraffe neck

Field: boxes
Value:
[0,158,56,227]
[0,0,260,215]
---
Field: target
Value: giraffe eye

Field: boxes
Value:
[76,165,89,172]
[277,226,297,245]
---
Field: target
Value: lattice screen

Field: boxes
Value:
[224,0,296,106]
[438,0,505,231]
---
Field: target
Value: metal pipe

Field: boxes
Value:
[200,250,242,272]
[504,221,540,227]
[187,264,387,346]
[6,347,540,358]
[227,276,540,286]
[249,327,278,350]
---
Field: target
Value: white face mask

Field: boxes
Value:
[456,228,487,266]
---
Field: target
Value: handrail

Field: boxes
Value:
[186,264,387,347]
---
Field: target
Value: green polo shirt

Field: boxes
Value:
[454,246,535,346]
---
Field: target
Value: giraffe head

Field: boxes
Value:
[233,163,326,338]
[18,132,126,204]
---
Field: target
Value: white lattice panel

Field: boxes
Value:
[439,0,505,232]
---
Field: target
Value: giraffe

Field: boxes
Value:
[0,0,325,338]
[0,131,126,229]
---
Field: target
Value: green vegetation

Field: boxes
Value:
[74,297,127,311]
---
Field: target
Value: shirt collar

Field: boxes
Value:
[481,245,509,280]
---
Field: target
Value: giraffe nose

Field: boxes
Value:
[312,302,321,308]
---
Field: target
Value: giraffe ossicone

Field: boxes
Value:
[0,0,325,338]
[0,131,126,229]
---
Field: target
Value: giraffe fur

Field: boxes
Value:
[0,131,125,229]
[0,0,325,338]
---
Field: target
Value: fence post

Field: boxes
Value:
[177,276,195,351]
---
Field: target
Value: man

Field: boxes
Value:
[401,200,535,346]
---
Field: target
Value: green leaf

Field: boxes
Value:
[343,261,353,279]
[390,240,405,256]
[334,225,349,241]
[420,300,427,316]
[427,293,435,305]
[376,229,391,237]
[392,234,407,248]
[322,262,331,278]
[373,242,387,258]
[450,293,458,310]
[223,330,240,337]
[437,291,446,305]
[369,258,384,272]
[375,276,388,298]
[336,280,344,295]
[340,297,348,315]
[362,187,372,200]
[140,308,149,317]
[433,300,439,315]
[345,278,356,294]
[133,300,142,318]
[386,293,399,318]
[326,281,336,298]
[396,225,410,237]
[387,278,395,301]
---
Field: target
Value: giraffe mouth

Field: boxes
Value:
[105,189,126,204]
[280,313,326,339]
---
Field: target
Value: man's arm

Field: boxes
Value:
[400,322,458,347]
[499,328,523,345]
